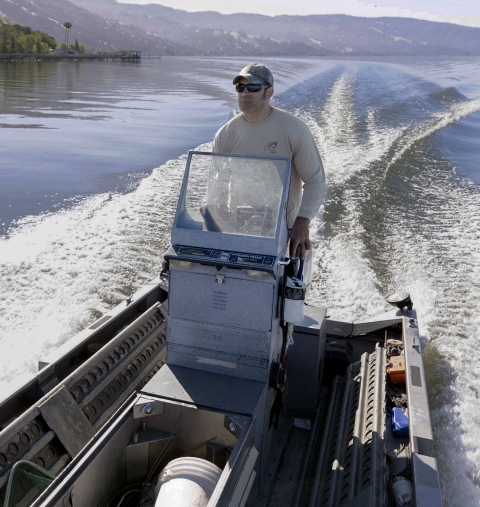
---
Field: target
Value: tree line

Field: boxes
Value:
[0,18,85,54]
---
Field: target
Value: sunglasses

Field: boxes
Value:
[235,83,270,93]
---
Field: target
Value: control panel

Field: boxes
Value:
[169,245,276,270]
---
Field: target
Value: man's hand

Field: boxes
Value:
[289,216,311,260]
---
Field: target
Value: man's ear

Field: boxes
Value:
[266,86,274,100]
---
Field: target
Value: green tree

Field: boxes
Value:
[62,22,72,48]
[14,24,30,35]
[0,18,57,53]
[0,18,15,52]
[38,31,56,49]
[26,33,36,53]
[16,32,27,53]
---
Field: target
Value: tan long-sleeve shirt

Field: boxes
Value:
[212,108,325,228]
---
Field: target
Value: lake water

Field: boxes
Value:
[1,55,480,505]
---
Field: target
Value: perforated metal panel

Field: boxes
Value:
[303,346,387,507]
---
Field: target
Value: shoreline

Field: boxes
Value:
[0,51,159,63]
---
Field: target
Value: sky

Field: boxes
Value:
[118,0,480,28]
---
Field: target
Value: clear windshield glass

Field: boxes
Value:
[177,153,288,238]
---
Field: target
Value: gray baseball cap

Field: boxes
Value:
[232,63,274,87]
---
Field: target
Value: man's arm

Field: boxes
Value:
[289,216,312,259]
[290,124,326,259]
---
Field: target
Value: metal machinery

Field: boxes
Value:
[0,152,444,507]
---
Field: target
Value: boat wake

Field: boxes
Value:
[1,58,480,506]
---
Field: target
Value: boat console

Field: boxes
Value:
[164,151,293,384]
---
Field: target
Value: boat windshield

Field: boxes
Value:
[176,153,289,239]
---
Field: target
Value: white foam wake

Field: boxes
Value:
[384,96,480,175]
[299,70,397,320]
[0,148,204,393]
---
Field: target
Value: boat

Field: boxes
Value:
[0,151,442,507]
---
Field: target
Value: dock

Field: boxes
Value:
[0,50,157,63]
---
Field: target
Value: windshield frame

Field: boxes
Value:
[171,151,292,257]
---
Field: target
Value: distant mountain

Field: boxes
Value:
[69,0,480,56]
[0,0,190,53]
[2,0,480,55]
[63,0,335,56]
[0,0,334,55]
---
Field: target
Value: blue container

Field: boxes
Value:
[392,407,409,437]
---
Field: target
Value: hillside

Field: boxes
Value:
[68,0,480,55]
[0,0,190,53]
[2,0,480,55]
[0,0,333,55]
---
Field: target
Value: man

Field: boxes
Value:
[212,63,325,259]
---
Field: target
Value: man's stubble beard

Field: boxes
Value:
[239,91,269,114]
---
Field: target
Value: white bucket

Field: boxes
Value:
[154,457,222,507]
[284,277,306,324]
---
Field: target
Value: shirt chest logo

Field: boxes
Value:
[264,141,277,154]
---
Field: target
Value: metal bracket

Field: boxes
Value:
[224,415,249,437]
[63,489,75,507]
[224,415,240,436]
[133,396,164,419]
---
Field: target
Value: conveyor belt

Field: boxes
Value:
[300,345,387,507]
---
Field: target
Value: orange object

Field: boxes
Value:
[387,355,406,383]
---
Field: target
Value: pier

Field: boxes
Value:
[0,50,154,63]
